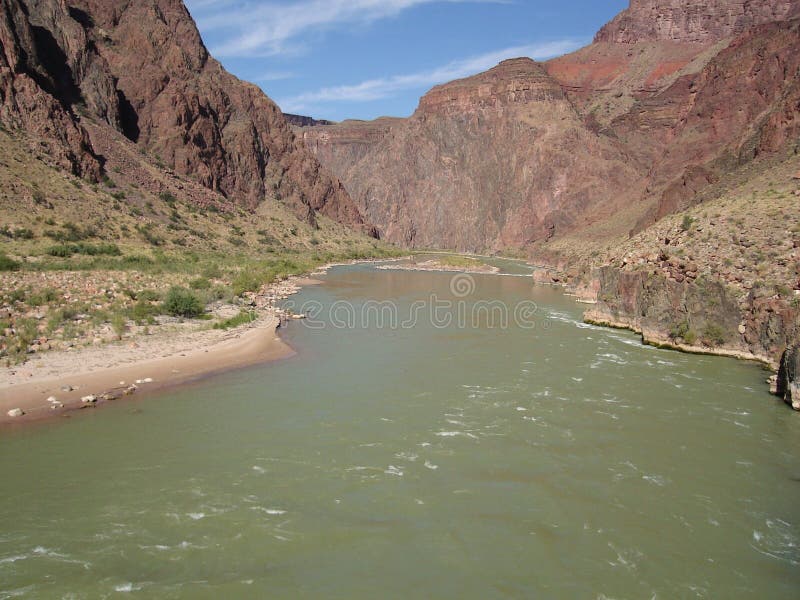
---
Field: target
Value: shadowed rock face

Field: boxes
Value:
[777,344,800,410]
[283,113,335,128]
[0,0,370,230]
[0,0,105,180]
[595,0,800,43]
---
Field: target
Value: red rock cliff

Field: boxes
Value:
[0,0,370,230]
[595,0,800,43]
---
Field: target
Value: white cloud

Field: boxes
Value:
[277,40,584,112]
[185,0,509,57]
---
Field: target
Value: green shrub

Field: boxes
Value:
[670,320,690,340]
[32,191,53,208]
[0,227,34,240]
[213,311,255,330]
[189,277,211,290]
[28,288,59,307]
[129,300,160,324]
[232,271,267,296]
[162,286,203,318]
[702,323,727,347]
[670,320,698,345]
[136,289,161,302]
[680,215,694,232]
[46,242,121,257]
[44,222,96,242]
[111,313,127,339]
[0,253,20,271]
[201,263,222,279]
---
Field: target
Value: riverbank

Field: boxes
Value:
[0,313,291,424]
[0,275,325,425]
[532,263,792,406]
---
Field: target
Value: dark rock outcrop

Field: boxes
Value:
[583,266,800,367]
[777,344,800,410]
[283,113,334,128]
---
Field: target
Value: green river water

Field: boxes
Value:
[1,261,798,598]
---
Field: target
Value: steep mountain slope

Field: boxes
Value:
[0,0,370,230]
[305,58,642,252]
[0,0,394,369]
[302,0,799,255]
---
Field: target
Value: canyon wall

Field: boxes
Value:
[304,58,641,251]
[0,0,370,230]
[595,0,800,43]
[302,1,799,251]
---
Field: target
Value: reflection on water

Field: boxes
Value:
[1,262,798,598]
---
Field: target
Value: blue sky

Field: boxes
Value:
[185,0,628,121]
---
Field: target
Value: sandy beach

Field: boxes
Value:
[0,313,293,425]
[0,276,326,426]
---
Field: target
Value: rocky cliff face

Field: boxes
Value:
[777,344,800,410]
[0,0,369,230]
[301,118,402,189]
[303,2,799,251]
[609,18,800,229]
[583,265,799,367]
[283,113,334,128]
[595,0,800,43]
[305,59,641,251]
[0,0,105,180]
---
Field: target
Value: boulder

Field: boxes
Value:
[7,408,24,418]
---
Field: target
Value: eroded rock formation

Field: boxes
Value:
[595,0,800,43]
[302,1,800,251]
[304,58,641,251]
[0,0,370,230]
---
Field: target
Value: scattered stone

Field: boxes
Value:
[80,394,97,404]
[7,408,24,418]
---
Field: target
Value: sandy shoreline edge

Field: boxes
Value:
[0,259,410,426]
[0,277,320,426]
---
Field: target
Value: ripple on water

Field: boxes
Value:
[751,519,800,566]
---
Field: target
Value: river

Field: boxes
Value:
[1,261,798,598]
